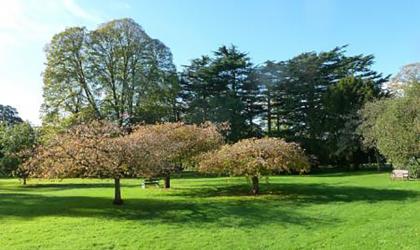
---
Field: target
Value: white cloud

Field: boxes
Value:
[63,0,102,23]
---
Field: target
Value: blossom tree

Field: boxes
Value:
[24,121,135,205]
[198,137,309,194]
[128,122,224,188]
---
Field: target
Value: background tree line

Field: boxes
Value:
[2,18,418,179]
[179,45,389,167]
[40,18,390,167]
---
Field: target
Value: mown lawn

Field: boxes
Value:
[1,172,419,250]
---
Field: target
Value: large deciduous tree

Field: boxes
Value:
[42,18,178,128]
[199,137,309,194]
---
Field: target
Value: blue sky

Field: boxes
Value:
[1,0,419,124]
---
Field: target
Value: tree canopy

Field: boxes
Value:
[0,122,36,180]
[180,45,261,141]
[25,120,224,203]
[360,83,420,177]
[37,18,403,173]
[254,47,388,164]
[42,18,178,128]
[24,120,132,204]
[199,137,309,194]
[0,104,23,125]
[127,122,224,188]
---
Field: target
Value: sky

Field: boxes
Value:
[1,0,420,125]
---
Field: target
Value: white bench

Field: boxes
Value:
[391,170,409,180]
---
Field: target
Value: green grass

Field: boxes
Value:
[1,172,419,250]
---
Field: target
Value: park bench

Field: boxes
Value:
[141,178,160,189]
[390,169,409,180]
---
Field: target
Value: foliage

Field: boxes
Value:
[322,76,386,166]
[42,23,391,168]
[24,120,134,204]
[360,83,420,177]
[127,122,224,187]
[25,121,223,201]
[25,121,126,178]
[42,18,178,128]
[255,47,388,164]
[0,122,36,179]
[180,45,388,165]
[199,137,309,194]
[180,45,262,141]
[0,104,23,125]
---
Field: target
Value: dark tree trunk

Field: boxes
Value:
[251,176,259,195]
[375,150,381,171]
[22,177,26,185]
[267,96,272,135]
[164,174,170,189]
[113,178,123,205]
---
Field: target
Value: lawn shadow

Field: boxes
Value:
[310,171,388,177]
[5,181,141,192]
[170,182,420,205]
[1,178,418,229]
[0,192,334,228]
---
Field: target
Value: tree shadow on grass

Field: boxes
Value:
[310,171,388,177]
[1,181,418,229]
[170,182,420,205]
[0,192,334,228]
[4,181,141,192]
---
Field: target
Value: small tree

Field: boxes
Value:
[0,122,36,183]
[128,122,224,188]
[198,137,309,194]
[25,121,136,205]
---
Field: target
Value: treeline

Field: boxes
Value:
[179,46,388,166]
[38,18,391,168]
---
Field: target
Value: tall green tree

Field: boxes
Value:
[42,18,178,128]
[257,46,387,164]
[360,83,420,177]
[0,122,37,181]
[256,61,285,136]
[180,45,261,141]
[323,76,386,166]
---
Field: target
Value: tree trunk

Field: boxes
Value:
[22,177,26,185]
[113,178,123,205]
[251,176,259,195]
[267,96,272,135]
[164,175,170,189]
[375,150,381,171]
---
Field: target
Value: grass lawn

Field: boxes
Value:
[1,172,419,250]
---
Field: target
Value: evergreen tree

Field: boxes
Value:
[180,45,259,141]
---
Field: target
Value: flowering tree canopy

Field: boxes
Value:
[24,121,224,203]
[127,122,224,188]
[199,137,309,194]
[23,121,133,204]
